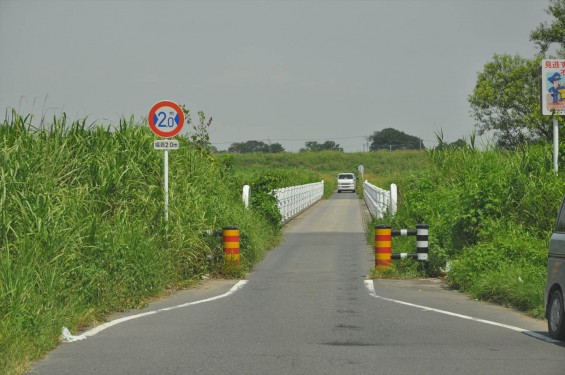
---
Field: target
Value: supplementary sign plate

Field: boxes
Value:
[154,140,180,150]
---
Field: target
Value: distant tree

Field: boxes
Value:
[300,141,343,152]
[449,139,467,149]
[434,135,470,151]
[368,128,423,151]
[530,0,565,56]
[228,140,269,153]
[268,143,285,153]
[227,140,285,153]
[468,54,551,148]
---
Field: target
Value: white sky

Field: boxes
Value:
[0,0,550,151]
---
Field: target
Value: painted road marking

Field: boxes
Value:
[67,280,248,342]
[364,280,557,344]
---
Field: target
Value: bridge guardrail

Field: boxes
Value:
[363,181,397,219]
[242,181,324,224]
[273,181,324,223]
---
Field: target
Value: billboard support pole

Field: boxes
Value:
[553,115,559,173]
[554,116,559,173]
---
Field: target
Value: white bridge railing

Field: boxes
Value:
[242,181,324,223]
[273,181,324,223]
[363,181,397,219]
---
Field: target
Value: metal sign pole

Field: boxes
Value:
[164,149,169,221]
[148,100,185,223]
[554,116,559,173]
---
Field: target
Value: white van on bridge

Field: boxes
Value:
[336,172,356,193]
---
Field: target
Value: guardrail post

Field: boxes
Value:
[416,224,429,271]
[242,185,250,209]
[390,183,398,216]
[223,226,240,266]
[375,225,392,267]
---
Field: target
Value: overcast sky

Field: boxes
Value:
[0,0,551,151]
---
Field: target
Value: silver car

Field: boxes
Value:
[546,195,565,340]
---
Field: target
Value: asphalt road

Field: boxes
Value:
[28,192,565,374]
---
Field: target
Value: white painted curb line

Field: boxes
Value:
[63,280,248,342]
[364,280,557,344]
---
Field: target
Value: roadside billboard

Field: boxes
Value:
[542,59,565,115]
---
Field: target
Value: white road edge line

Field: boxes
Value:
[70,280,248,341]
[364,280,557,344]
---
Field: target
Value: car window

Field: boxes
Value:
[556,197,565,232]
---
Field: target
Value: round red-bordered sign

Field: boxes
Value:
[148,100,185,138]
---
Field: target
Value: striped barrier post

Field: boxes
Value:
[390,224,429,265]
[223,226,240,266]
[416,224,429,262]
[375,225,392,267]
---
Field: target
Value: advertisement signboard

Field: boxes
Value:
[542,59,565,116]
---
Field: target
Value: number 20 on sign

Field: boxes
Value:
[148,100,185,138]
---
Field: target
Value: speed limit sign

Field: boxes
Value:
[148,100,185,138]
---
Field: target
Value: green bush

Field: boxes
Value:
[388,143,564,316]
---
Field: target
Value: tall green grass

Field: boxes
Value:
[0,112,281,374]
[380,143,565,317]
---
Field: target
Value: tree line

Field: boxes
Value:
[222,129,434,154]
